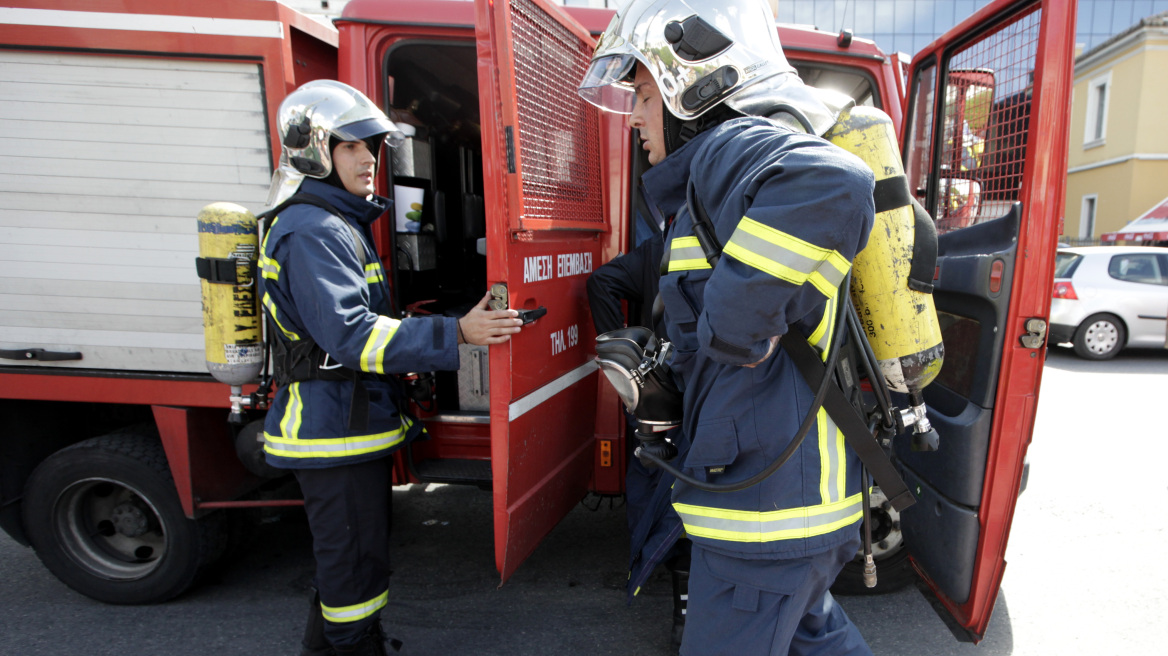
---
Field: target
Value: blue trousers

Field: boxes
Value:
[681,539,872,656]
[295,458,393,647]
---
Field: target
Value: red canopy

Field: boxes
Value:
[1101,195,1168,242]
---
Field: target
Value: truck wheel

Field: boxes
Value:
[831,486,915,596]
[21,430,220,604]
[1072,313,1125,360]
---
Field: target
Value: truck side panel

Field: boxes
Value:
[0,52,272,374]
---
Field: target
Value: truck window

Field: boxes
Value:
[930,11,1041,234]
[791,61,880,108]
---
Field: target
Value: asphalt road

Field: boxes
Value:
[1,346,1166,656]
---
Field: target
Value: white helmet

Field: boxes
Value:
[577,0,795,121]
[266,80,404,207]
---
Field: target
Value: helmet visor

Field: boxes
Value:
[577,54,637,114]
[333,116,401,145]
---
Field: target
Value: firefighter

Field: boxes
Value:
[259,80,522,656]
[586,231,692,647]
[579,1,875,654]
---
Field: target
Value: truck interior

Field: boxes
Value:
[382,41,488,412]
[378,40,496,487]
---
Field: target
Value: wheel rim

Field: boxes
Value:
[1083,320,1119,355]
[866,487,903,559]
[52,477,169,581]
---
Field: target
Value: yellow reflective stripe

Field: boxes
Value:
[359,316,401,374]
[674,493,863,543]
[364,262,384,283]
[262,292,300,340]
[259,216,280,280]
[668,236,712,272]
[260,253,280,280]
[833,414,847,502]
[807,297,836,362]
[722,217,850,298]
[817,408,846,505]
[320,590,388,623]
[263,417,414,459]
[279,382,304,440]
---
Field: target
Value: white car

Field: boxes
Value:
[1048,246,1168,359]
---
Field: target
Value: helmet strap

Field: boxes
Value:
[662,103,745,157]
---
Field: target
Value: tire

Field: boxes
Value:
[831,486,914,596]
[22,430,222,604]
[1072,313,1125,360]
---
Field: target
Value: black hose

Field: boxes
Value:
[845,299,895,429]
[636,272,852,493]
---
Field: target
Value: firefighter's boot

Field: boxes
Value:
[300,591,333,656]
[333,623,402,656]
[670,568,689,648]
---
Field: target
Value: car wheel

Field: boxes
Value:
[1072,313,1125,360]
[831,486,914,595]
[21,430,223,604]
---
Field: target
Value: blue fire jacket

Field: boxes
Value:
[258,178,459,469]
[643,117,875,559]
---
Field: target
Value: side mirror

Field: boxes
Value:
[936,177,983,232]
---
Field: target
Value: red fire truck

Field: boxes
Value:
[0,0,1074,643]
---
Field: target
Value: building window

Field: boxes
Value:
[1083,72,1110,148]
[1080,194,1098,239]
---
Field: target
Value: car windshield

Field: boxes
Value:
[1054,251,1082,278]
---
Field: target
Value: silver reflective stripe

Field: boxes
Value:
[265,429,406,456]
[674,494,863,542]
[364,262,383,283]
[668,237,710,271]
[727,228,848,291]
[360,316,401,373]
[320,590,388,623]
[278,382,303,439]
[820,408,844,504]
[260,254,280,280]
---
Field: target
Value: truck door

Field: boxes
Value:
[474,0,607,581]
[900,0,1075,641]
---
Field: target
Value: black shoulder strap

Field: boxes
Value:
[257,192,366,267]
[907,198,938,294]
[779,332,915,512]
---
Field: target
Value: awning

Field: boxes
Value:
[1101,195,1168,242]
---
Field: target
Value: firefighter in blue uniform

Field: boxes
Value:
[580,1,875,654]
[259,80,522,656]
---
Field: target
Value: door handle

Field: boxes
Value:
[0,348,83,362]
[516,307,547,325]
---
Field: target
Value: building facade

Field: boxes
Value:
[1064,12,1168,241]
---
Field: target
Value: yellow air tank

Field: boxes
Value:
[196,203,263,421]
[825,106,944,398]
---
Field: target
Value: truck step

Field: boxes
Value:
[411,458,493,490]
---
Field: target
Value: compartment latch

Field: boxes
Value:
[1019,318,1047,349]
